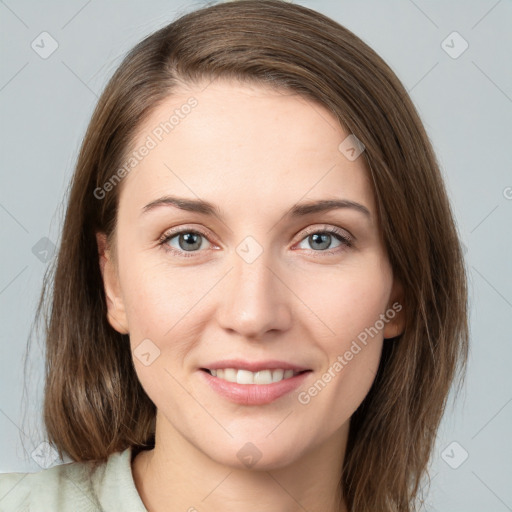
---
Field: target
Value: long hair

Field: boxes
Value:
[29,1,469,510]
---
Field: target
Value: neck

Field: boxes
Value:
[132,412,349,512]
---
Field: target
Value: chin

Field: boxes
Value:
[202,436,308,471]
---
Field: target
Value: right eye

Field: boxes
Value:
[159,228,214,258]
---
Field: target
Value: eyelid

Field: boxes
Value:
[158,224,214,245]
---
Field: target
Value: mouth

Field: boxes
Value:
[198,365,312,405]
[200,367,311,385]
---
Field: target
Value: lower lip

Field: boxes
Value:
[199,370,311,405]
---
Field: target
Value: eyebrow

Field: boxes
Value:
[140,195,371,220]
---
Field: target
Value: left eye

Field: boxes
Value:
[296,230,351,252]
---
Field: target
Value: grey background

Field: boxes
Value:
[1,0,511,510]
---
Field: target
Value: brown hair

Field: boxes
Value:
[28,1,469,510]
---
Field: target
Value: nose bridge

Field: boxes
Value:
[217,237,291,338]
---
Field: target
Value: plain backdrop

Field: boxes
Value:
[1,1,511,511]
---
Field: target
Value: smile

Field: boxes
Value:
[199,367,312,405]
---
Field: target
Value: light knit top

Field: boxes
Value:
[0,446,148,511]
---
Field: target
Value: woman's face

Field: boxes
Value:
[98,79,403,469]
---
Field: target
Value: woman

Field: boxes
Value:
[0,1,468,510]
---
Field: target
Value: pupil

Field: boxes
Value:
[180,233,201,251]
[311,233,330,250]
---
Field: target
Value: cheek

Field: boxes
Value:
[309,338,383,434]
[120,260,198,408]
[119,245,391,455]
[298,261,392,348]
[293,260,390,415]
[121,246,393,350]
[120,254,198,334]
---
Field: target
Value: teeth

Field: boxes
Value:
[209,368,300,384]
[272,369,284,382]
[224,368,237,382]
[237,369,254,384]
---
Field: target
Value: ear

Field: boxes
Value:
[383,277,406,339]
[96,232,129,335]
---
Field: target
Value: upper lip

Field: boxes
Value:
[201,359,311,372]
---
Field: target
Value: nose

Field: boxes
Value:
[216,248,292,340]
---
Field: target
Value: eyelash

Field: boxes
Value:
[158,225,354,259]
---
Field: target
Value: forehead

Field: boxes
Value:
[118,79,375,221]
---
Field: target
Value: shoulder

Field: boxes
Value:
[0,446,147,512]
[0,457,101,512]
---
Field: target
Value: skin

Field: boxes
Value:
[96,79,405,512]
